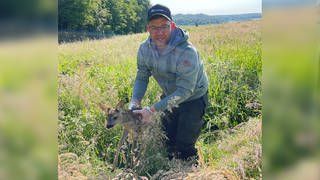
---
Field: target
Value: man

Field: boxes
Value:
[129,4,208,161]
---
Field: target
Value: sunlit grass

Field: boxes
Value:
[58,20,261,179]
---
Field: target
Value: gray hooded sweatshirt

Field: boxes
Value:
[132,27,208,111]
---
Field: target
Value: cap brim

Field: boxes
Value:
[148,13,171,21]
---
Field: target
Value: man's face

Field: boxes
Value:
[147,17,172,50]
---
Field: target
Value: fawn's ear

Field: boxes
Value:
[98,103,110,114]
[115,100,126,111]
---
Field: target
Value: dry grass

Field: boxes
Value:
[58,33,148,65]
[186,20,261,58]
[58,153,87,180]
[57,117,261,179]
[103,118,262,180]
[195,118,262,180]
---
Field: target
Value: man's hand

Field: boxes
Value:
[133,107,156,124]
[128,99,140,110]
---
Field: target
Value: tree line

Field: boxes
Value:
[58,0,150,40]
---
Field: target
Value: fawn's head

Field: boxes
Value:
[99,101,141,129]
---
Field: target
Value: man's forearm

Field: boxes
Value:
[131,79,148,101]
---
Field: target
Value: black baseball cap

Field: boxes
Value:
[148,4,172,21]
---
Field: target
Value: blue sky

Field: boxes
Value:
[150,0,262,15]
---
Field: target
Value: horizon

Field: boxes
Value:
[172,12,262,16]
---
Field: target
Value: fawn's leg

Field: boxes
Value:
[112,130,128,171]
[131,133,140,169]
[130,138,135,169]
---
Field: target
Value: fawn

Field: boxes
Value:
[99,101,143,171]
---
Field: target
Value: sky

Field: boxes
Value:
[150,0,262,15]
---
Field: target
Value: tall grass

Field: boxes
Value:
[58,20,261,178]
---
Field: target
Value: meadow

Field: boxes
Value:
[58,20,262,179]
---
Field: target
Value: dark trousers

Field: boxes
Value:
[162,92,208,160]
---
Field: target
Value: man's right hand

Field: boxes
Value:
[128,99,140,110]
[132,107,153,124]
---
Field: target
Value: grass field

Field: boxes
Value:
[58,20,262,179]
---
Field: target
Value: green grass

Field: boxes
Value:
[58,20,262,179]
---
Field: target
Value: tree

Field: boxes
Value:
[58,0,150,36]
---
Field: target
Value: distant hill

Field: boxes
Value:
[172,13,261,26]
